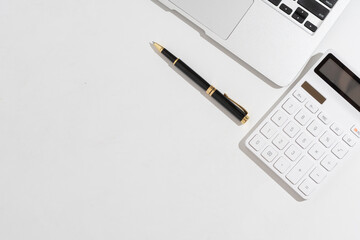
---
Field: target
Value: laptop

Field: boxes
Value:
[156,0,351,87]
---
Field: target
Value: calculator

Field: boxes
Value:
[245,52,360,200]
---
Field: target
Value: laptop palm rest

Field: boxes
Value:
[169,0,254,40]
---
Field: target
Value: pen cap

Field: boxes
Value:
[211,90,247,122]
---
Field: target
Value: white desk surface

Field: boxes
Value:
[1,1,360,239]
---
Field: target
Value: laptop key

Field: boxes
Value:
[292,13,305,24]
[268,0,282,6]
[298,0,330,20]
[295,7,309,19]
[292,7,308,24]
[305,21,318,32]
[320,0,338,9]
[280,4,292,15]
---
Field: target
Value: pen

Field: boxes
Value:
[152,42,249,124]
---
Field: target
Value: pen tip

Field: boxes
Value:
[153,42,164,53]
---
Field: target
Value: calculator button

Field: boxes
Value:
[319,131,337,148]
[293,90,306,103]
[295,109,312,126]
[310,167,327,184]
[296,132,313,149]
[261,146,278,162]
[332,142,348,159]
[308,143,325,160]
[260,122,278,139]
[286,156,314,185]
[318,112,331,125]
[285,145,302,161]
[305,101,318,114]
[274,157,291,174]
[321,155,338,171]
[272,134,289,150]
[283,121,300,138]
[299,179,317,196]
[249,135,266,152]
[307,120,324,137]
[351,125,360,138]
[271,110,288,127]
[343,134,356,147]
[282,98,299,115]
[330,123,343,136]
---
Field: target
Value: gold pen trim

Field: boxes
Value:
[224,94,249,124]
[173,58,179,65]
[206,86,216,96]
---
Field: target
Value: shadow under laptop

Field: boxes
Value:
[238,53,323,202]
[150,43,244,126]
[151,0,281,89]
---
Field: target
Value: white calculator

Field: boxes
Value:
[245,52,360,200]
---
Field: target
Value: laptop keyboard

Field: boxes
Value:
[264,0,338,33]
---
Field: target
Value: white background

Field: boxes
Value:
[1,0,360,239]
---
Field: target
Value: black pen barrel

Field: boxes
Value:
[174,59,210,91]
[162,48,178,63]
[211,90,246,121]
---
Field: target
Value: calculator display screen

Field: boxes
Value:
[315,54,360,112]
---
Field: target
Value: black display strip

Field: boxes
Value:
[314,54,360,112]
[301,81,326,104]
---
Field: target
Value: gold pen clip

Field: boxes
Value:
[224,94,249,124]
